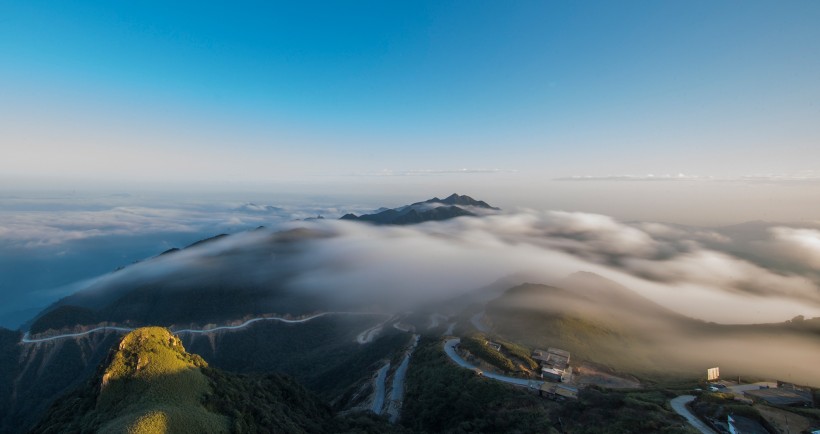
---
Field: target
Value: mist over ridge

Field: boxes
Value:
[37,193,820,326]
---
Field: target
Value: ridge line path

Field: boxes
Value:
[669,395,717,434]
[21,311,392,344]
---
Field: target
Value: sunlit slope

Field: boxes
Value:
[485,273,820,385]
[30,326,401,434]
[97,327,229,433]
[32,327,230,434]
[485,281,668,374]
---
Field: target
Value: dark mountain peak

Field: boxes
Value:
[340,194,496,225]
[159,247,180,256]
[185,233,229,249]
[429,193,499,210]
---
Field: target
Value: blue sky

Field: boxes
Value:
[2,1,820,219]
[5,2,820,332]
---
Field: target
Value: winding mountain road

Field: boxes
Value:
[445,338,708,434]
[21,311,391,344]
[386,334,420,423]
[443,338,542,389]
[371,361,391,414]
[21,326,134,343]
[669,395,717,434]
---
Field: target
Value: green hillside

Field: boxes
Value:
[485,280,820,386]
[401,337,691,433]
[31,327,400,434]
[485,283,668,375]
[33,327,230,434]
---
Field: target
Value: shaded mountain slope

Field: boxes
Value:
[1,329,121,433]
[181,315,411,401]
[0,329,22,432]
[28,195,497,336]
[28,228,334,335]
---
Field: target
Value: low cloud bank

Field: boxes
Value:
[27,208,820,386]
[297,213,820,322]
[61,209,820,324]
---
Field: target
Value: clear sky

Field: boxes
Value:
[2,1,820,223]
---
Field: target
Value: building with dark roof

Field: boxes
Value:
[744,387,813,406]
[533,347,571,382]
[532,348,570,369]
[728,415,768,434]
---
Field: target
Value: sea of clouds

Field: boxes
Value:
[3,190,820,328]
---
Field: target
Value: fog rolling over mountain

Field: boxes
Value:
[485,273,820,387]
[23,193,820,335]
[27,194,502,331]
[3,194,820,432]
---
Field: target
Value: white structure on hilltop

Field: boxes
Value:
[533,347,571,382]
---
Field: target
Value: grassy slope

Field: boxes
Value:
[32,327,229,434]
[486,283,820,385]
[487,305,662,375]
[8,316,408,434]
[31,327,403,434]
[460,334,518,372]
[484,283,689,378]
[559,387,693,434]
[95,327,230,433]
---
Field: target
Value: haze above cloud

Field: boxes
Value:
[2,1,819,212]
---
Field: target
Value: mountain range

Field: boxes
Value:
[1,194,819,432]
[341,193,499,225]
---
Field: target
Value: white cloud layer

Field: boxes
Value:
[353,168,516,176]
[59,210,820,324]
[768,226,820,270]
[556,171,820,183]
[0,200,351,248]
